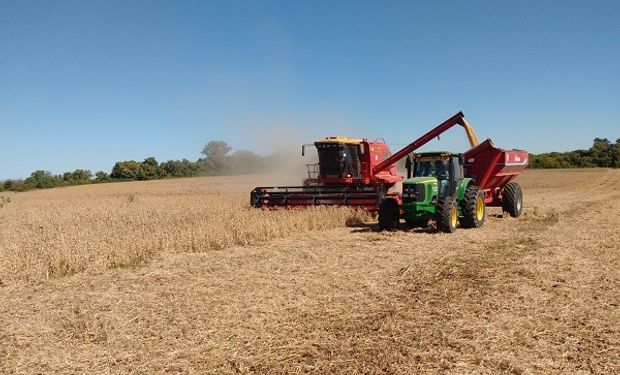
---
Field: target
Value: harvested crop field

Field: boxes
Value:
[1,169,618,374]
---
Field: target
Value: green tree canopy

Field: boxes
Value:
[201,141,232,174]
[111,161,144,180]
[25,170,62,189]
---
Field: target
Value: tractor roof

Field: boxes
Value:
[415,151,460,158]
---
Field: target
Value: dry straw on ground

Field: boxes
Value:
[1,169,618,374]
[0,175,369,284]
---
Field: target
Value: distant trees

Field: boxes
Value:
[160,159,200,177]
[63,169,93,184]
[110,158,170,180]
[111,160,144,180]
[24,170,63,189]
[94,171,111,182]
[201,140,232,174]
[3,136,615,193]
[530,138,620,169]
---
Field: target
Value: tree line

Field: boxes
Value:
[1,137,618,192]
[0,141,286,192]
[529,138,620,169]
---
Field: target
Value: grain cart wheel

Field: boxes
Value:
[502,182,523,217]
[436,196,458,233]
[460,185,485,228]
[405,218,429,229]
[378,198,400,231]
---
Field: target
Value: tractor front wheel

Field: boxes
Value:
[460,185,485,228]
[378,198,400,231]
[502,182,523,217]
[436,196,458,233]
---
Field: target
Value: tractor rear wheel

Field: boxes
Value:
[378,198,400,231]
[460,185,485,228]
[405,218,429,229]
[436,196,458,233]
[502,182,523,217]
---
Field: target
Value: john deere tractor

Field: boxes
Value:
[378,152,485,233]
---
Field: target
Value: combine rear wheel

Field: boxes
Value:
[378,199,399,231]
[436,196,458,233]
[502,182,523,217]
[460,185,485,228]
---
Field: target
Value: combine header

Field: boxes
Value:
[250,112,481,211]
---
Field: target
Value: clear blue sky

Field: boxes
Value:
[1,0,618,179]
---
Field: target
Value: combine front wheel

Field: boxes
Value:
[460,185,485,228]
[502,182,523,217]
[436,197,458,233]
[378,199,400,231]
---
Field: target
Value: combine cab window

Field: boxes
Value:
[316,143,361,178]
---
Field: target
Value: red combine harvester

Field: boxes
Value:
[251,112,486,211]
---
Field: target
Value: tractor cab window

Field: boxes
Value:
[316,143,361,178]
[413,158,449,179]
[413,157,451,197]
[413,160,434,177]
[434,159,449,180]
[435,158,451,197]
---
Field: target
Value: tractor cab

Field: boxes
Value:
[405,152,463,198]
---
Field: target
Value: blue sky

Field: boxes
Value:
[1,0,618,179]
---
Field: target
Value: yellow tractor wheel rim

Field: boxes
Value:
[476,197,484,221]
[450,206,457,228]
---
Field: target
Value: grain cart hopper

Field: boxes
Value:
[250,112,480,211]
[378,140,528,232]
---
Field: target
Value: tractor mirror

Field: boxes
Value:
[359,143,365,154]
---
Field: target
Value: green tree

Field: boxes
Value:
[591,138,611,167]
[610,138,620,168]
[94,171,110,182]
[201,141,231,174]
[25,170,62,189]
[111,161,144,180]
[72,169,92,182]
[161,159,200,177]
[63,169,92,184]
[140,157,165,180]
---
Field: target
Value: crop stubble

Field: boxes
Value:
[0,169,618,374]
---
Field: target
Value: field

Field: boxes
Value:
[1,169,618,374]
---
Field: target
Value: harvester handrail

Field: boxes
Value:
[372,111,480,175]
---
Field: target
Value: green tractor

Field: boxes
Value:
[378,152,486,233]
